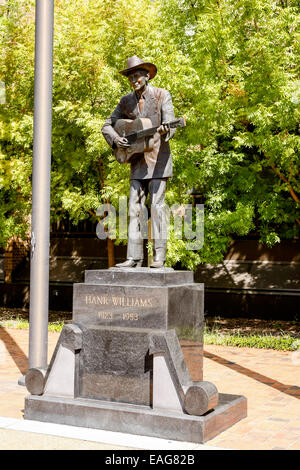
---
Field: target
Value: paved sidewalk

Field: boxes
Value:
[0,422,132,450]
[0,328,299,450]
[0,416,219,450]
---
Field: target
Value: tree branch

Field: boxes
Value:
[189,1,198,22]
[265,155,300,225]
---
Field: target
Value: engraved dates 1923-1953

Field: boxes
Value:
[98,311,139,321]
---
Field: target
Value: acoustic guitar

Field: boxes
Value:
[113,117,186,163]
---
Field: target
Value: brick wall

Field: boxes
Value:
[4,237,30,283]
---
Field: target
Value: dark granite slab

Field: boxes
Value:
[73,282,204,331]
[73,284,169,329]
[168,284,204,330]
[85,268,194,286]
[24,393,247,443]
[77,326,153,406]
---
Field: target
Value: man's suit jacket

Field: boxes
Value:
[101,84,176,180]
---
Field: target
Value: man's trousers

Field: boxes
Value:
[127,178,168,262]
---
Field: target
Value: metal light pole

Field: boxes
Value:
[19,0,54,383]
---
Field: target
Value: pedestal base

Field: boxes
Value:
[24,393,247,444]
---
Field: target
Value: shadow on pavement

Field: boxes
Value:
[204,349,300,400]
[0,328,28,375]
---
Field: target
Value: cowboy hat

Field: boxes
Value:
[119,56,157,80]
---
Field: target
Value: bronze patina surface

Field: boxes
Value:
[101,56,177,267]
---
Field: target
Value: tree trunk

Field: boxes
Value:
[107,237,115,268]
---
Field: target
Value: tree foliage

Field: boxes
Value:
[0,0,299,268]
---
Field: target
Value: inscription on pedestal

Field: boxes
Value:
[85,294,153,307]
[87,294,153,323]
[73,284,168,329]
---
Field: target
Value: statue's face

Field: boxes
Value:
[127,69,150,92]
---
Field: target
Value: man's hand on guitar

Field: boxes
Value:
[157,123,170,135]
[114,136,130,149]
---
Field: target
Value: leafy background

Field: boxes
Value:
[0,0,299,269]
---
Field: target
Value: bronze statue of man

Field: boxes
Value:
[101,56,176,268]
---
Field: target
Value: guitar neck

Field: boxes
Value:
[127,117,186,141]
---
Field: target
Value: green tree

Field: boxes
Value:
[157,0,300,266]
[0,0,35,245]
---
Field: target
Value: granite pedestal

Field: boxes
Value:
[24,268,247,443]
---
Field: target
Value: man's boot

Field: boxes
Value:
[150,241,166,268]
[114,259,143,268]
[150,259,165,268]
